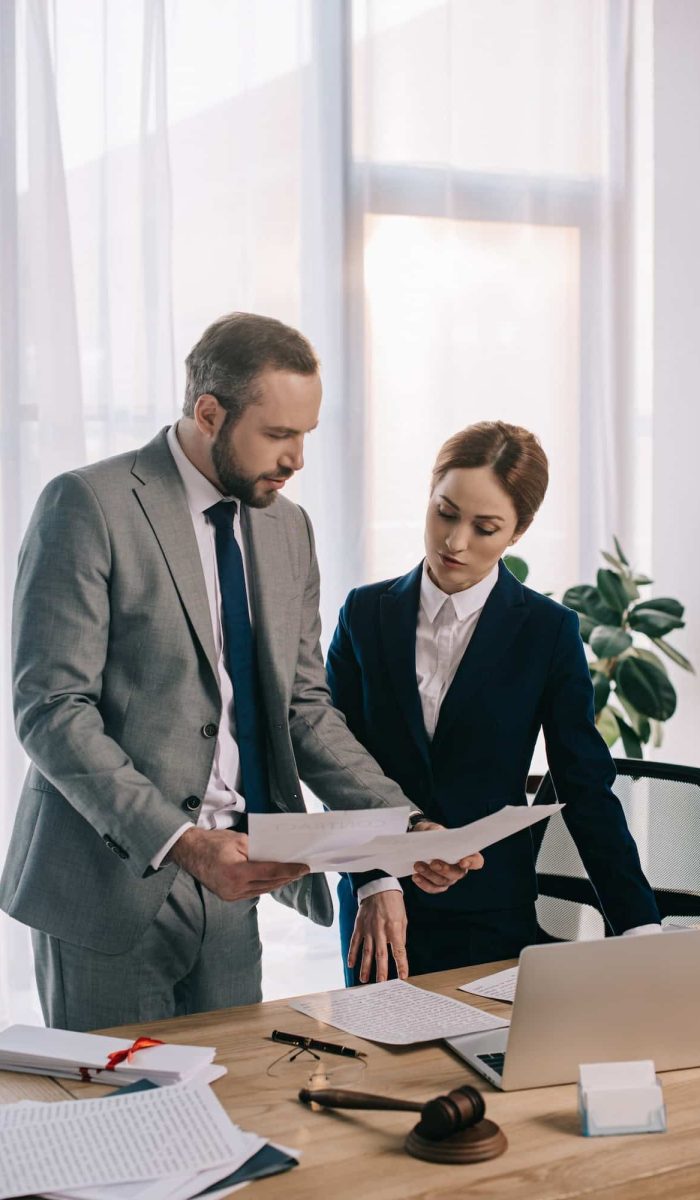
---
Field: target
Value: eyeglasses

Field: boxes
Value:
[265,1032,367,1086]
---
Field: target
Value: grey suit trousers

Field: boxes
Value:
[31,872,262,1031]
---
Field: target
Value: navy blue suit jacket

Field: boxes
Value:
[327,560,659,932]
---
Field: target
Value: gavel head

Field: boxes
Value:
[416,1085,486,1141]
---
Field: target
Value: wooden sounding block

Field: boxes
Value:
[298,1083,508,1164]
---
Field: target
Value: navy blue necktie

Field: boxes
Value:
[206,500,269,813]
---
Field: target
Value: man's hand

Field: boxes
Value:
[409,819,484,895]
[167,827,309,901]
[348,890,408,984]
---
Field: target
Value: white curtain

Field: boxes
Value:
[351,0,649,597]
[0,0,648,1024]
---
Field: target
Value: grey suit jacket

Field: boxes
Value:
[0,428,409,952]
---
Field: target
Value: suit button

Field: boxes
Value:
[184,795,201,812]
[201,722,219,739]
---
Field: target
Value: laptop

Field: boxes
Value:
[447,929,700,1091]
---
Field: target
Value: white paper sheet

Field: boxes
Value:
[251,803,562,875]
[458,966,519,1004]
[248,806,411,867]
[334,803,563,875]
[288,979,510,1045]
[0,1083,257,1200]
[43,1130,294,1200]
[43,1154,257,1200]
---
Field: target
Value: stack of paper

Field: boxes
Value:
[0,1082,297,1200]
[0,1026,220,1087]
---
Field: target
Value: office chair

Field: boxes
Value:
[531,758,700,942]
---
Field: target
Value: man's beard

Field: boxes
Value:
[211,422,290,509]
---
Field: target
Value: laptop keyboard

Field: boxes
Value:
[477,1052,505,1077]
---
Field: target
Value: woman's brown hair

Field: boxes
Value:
[431,421,549,533]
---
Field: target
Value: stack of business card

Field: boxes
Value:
[0,1025,221,1087]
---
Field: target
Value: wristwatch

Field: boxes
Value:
[407,811,427,831]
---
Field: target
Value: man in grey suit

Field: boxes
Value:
[1,313,471,1030]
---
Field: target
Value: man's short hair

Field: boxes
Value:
[183,312,319,420]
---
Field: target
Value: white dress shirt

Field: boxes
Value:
[416,562,499,740]
[150,423,251,868]
[358,561,662,936]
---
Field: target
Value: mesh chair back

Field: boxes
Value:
[532,759,700,942]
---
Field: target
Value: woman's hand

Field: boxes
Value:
[347,890,408,983]
[410,819,485,894]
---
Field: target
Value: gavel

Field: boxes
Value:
[298,1084,507,1164]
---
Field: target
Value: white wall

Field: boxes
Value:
[651,0,700,766]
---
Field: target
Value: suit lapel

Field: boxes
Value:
[131,429,218,681]
[431,560,530,753]
[379,565,431,772]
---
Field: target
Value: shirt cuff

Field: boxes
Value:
[357,877,403,902]
[621,924,663,936]
[150,822,193,871]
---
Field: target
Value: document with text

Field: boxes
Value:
[459,966,519,1004]
[289,979,510,1045]
[0,1084,260,1200]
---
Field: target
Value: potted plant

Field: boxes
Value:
[504,541,695,757]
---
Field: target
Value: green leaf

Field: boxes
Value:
[596,706,621,748]
[613,537,629,566]
[601,551,624,570]
[609,709,644,758]
[503,554,529,584]
[651,637,696,674]
[577,614,596,643]
[632,598,684,617]
[628,607,685,637]
[615,690,651,742]
[590,670,611,714]
[562,585,621,626]
[631,646,669,676]
[650,719,664,748]
[596,569,628,614]
[633,574,653,586]
[562,585,597,614]
[620,575,640,603]
[615,657,677,721]
[589,626,633,659]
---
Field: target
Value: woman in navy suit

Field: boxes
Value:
[327,422,660,986]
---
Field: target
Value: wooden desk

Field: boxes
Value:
[4,961,700,1200]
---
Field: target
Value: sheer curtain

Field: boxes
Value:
[0,0,351,1027]
[0,0,650,1024]
[351,0,649,597]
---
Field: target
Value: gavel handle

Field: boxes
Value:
[299,1086,422,1113]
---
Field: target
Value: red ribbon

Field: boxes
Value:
[104,1036,165,1071]
[78,1035,166,1080]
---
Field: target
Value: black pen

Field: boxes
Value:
[271,1029,365,1059]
